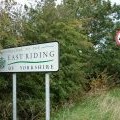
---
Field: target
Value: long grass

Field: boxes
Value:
[52,87,120,120]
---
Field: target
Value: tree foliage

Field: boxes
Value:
[0,0,120,119]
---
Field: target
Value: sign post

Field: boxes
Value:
[13,73,17,120]
[45,73,50,120]
[0,42,59,120]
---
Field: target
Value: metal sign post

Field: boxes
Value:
[0,42,59,120]
[45,73,50,120]
[13,73,17,120]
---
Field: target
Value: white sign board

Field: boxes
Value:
[0,42,59,72]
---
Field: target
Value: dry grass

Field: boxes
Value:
[98,92,120,120]
[52,88,120,120]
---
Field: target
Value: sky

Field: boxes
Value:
[110,0,120,5]
[0,0,62,5]
[0,0,119,8]
[0,0,120,5]
[15,0,120,5]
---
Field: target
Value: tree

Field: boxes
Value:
[75,0,120,86]
[1,0,120,119]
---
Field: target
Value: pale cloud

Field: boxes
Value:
[110,0,120,5]
[0,0,119,7]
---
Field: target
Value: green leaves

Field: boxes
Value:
[1,0,120,119]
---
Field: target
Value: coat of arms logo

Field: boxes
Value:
[0,57,6,69]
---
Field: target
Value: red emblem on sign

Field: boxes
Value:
[116,31,120,45]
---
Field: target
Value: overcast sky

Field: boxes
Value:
[15,0,120,5]
[14,0,119,5]
[110,0,120,4]
[0,0,120,6]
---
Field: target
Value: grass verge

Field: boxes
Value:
[51,87,120,120]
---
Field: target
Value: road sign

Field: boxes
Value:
[115,31,120,45]
[0,42,59,120]
[0,42,59,72]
